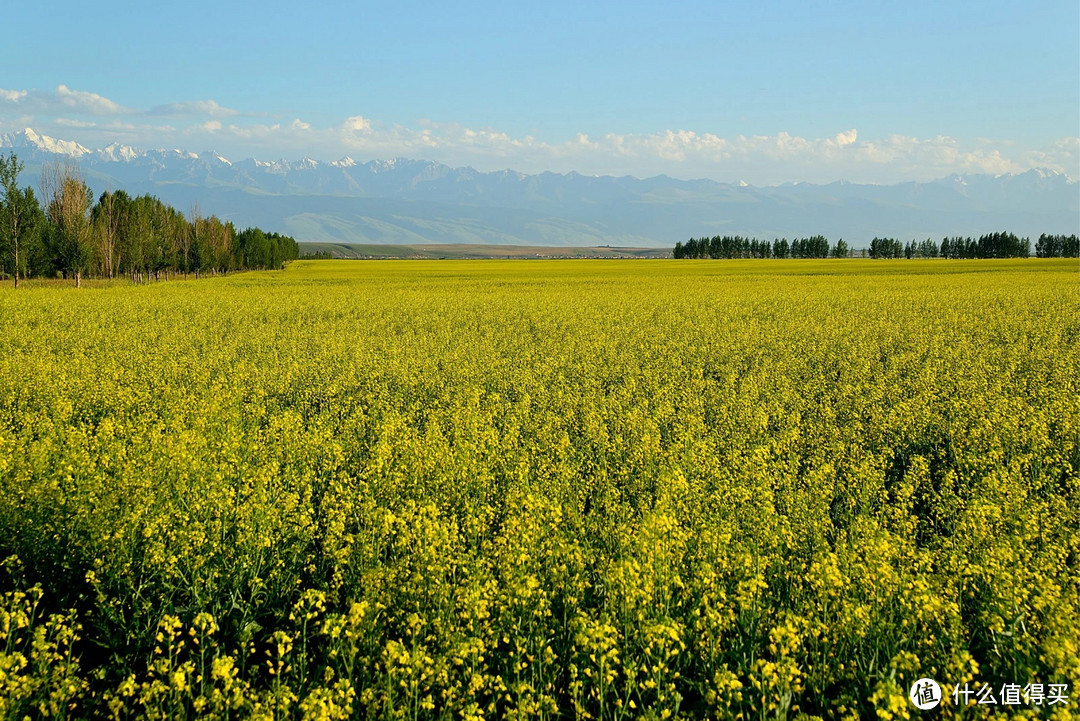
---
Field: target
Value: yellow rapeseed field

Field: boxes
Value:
[0,259,1077,719]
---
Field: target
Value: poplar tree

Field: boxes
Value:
[40,160,94,287]
[0,152,41,288]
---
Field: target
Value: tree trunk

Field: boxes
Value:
[75,271,81,288]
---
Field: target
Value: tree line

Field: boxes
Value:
[1034,234,1080,258]
[674,235,850,259]
[871,232,1079,258]
[0,152,299,288]
[676,232,1079,260]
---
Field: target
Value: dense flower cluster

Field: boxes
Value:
[0,258,1076,719]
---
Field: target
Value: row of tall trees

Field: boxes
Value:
[0,153,299,287]
[1035,234,1080,258]
[867,237,931,259]
[674,235,849,259]
[873,233,1077,259]
[938,233,1029,259]
[676,232,1078,260]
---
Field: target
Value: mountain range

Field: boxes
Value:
[2,127,1076,247]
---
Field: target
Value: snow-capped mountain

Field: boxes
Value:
[98,142,142,163]
[1,127,93,158]
[1,127,1076,246]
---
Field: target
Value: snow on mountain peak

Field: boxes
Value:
[1026,167,1065,180]
[331,156,357,168]
[195,150,232,166]
[9,127,92,157]
[160,148,199,160]
[372,158,399,172]
[98,142,142,163]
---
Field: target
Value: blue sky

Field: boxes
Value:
[2,0,1077,183]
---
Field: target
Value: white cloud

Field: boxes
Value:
[55,85,130,115]
[223,122,280,139]
[1,82,1075,183]
[2,114,36,128]
[0,85,132,116]
[222,120,1076,183]
[149,99,239,118]
[1022,137,1079,177]
[853,134,1024,176]
[833,129,858,147]
[342,115,372,132]
[55,118,97,128]
[0,88,28,103]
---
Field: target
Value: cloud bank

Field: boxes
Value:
[2,83,1077,185]
[0,84,135,116]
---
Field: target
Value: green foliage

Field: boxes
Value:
[0,577,88,718]
[676,236,832,260]
[679,232,1060,261]
[0,152,44,285]
[0,153,300,285]
[1035,234,1080,258]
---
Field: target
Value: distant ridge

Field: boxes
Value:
[299,242,671,259]
[3,127,1077,246]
